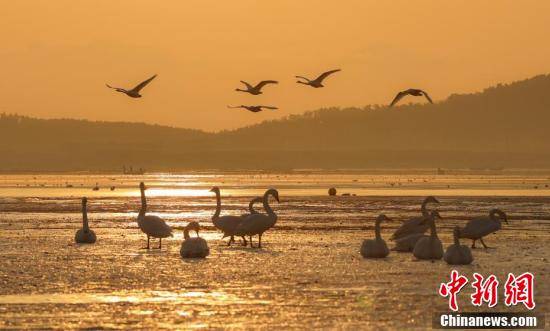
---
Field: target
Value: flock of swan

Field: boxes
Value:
[105,70,433,110]
[75,184,506,264]
[361,196,508,265]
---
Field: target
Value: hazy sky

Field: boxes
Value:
[2,1,550,131]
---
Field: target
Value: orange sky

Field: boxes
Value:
[2,1,549,131]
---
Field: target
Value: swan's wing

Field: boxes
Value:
[315,69,341,83]
[461,217,495,238]
[248,107,263,112]
[390,216,428,240]
[260,106,278,110]
[140,215,173,237]
[421,90,433,103]
[295,75,310,82]
[254,80,278,90]
[390,91,407,107]
[131,74,157,92]
[240,81,254,90]
[227,105,243,109]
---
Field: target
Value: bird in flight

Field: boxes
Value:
[235,80,278,95]
[296,69,341,88]
[106,74,157,98]
[228,105,278,113]
[390,89,433,107]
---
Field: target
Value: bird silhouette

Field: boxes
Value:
[390,89,433,107]
[106,74,157,98]
[296,69,341,88]
[227,105,278,113]
[235,80,278,95]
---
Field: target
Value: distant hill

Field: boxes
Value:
[2,74,550,171]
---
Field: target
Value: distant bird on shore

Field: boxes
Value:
[459,209,507,249]
[180,221,209,258]
[444,227,473,265]
[360,214,390,258]
[235,80,278,95]
[106,74,157,98]
[137,182,173,249]
[75,197,96,244]
[92,183,99,191]
[296,69,341,88]
[228,105,278,113]
[390,89,433,107]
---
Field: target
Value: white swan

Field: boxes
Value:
[360,214,390,258]
[390,88,433,107]
[459,209,508,248]
[444,227,473,265]
[210,187,246,246]
[235,80,278,95]
[413,211,444,260]
[233,189,280,248]
[180,221,210,258]
[137,182,173,249]
[391,196,439,240]
[296,69,341,88]
[75,197,96,244]
[106,74,157,98]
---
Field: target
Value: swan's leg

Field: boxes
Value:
[471,239,476,249]
[159,238,162,249]
[258,234,262,249]
[249,236,254,248]
[146,235,150,249]
[241,236,247,246]
[480,237,492,249]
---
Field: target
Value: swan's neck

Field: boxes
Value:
[139,188,146,218]
[421,199,430,217]
[82,204,89,231]
[183,229,190,240]
[263,192,275,216]
[489,211,502,225]
[429,218,438,238]
[212,191,221,221]
[374,219,382,240]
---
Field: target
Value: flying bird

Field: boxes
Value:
[106,74,157,98]
[228,105,278,113]
[235,80,278,95]
[390,89,433,107]
[296,69,341,88]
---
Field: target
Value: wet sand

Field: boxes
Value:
[1,199,549,329]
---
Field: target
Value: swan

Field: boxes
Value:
[210,187,247,246]
[180,221,210,258]
[360,214,390,258]
[241,196,263,218]
[444,226,473,265]
[459,209,508,249]
[137,182,173,249]
[392,233,428,252]
[390,196,439,240]
[233,189,280,248]
[227,105,278,113]
[390,89,433,107]
[75,197,96,244]
[413,211,444,260]
[296,69,341,88]
[235,80,278,95]
[106,74,157,98]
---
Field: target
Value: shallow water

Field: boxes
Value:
[0,172,549,329]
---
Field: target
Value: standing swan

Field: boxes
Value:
[210,187,246,246]
[360,214,390,258]
[391,196,439,240]
[444,227,473,265]
[75,197,96,244]
[413,211,444,260]
[180,221,210,258]
[459,209,508,249]
[233,189,280,248]
[241,197,263,218]
[137,182,173,249]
